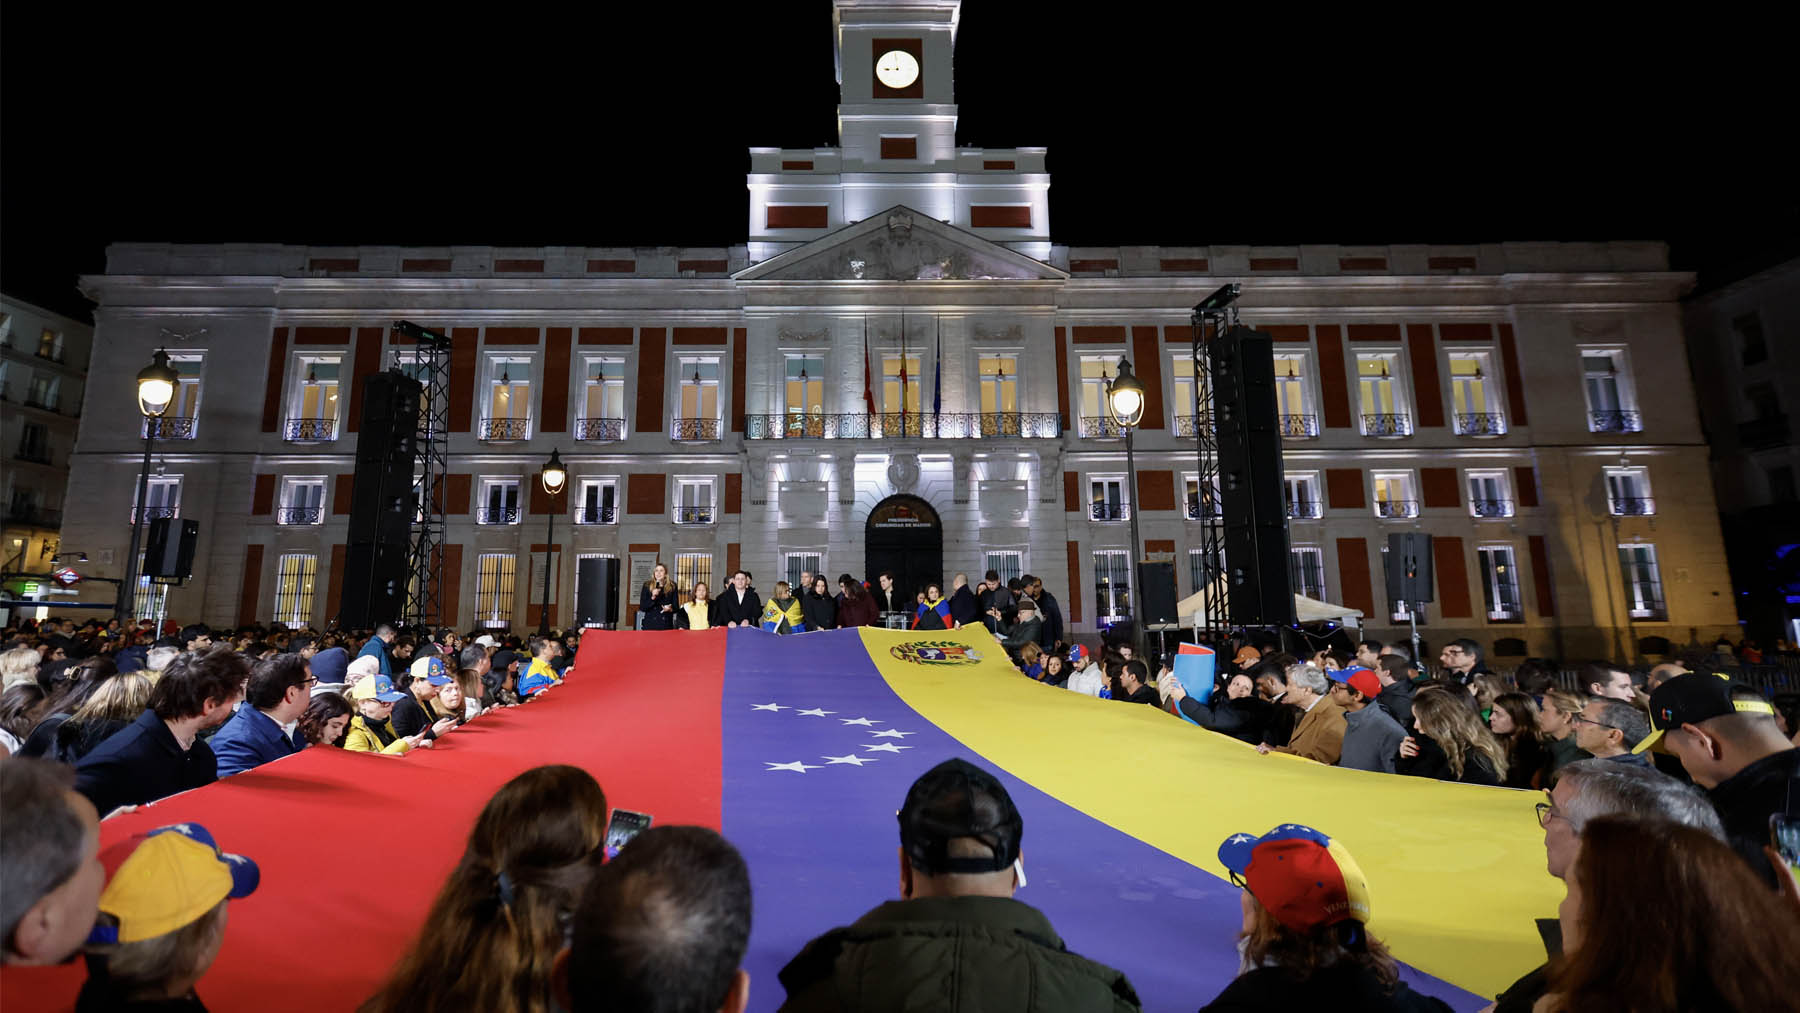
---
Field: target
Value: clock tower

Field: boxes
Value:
[746,1,1050,263]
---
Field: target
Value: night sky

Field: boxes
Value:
[3,4,1791,323]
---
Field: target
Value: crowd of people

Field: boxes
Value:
[3,605,1799,1011]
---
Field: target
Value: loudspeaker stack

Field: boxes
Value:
[1210,326,1296,627]
[339,372,422,629]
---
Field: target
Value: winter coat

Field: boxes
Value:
[1337,704,1407,774]
[715,587,764,626]
[1177,694,1271,745]
[1395,732,1501,785]
[343,712,412,755]
[834,591,880,628]
[209,706,304,777]
[1200,961,1451,1012]
[1273,696,1346,765]
[801,591,838,631]
[948,585,981,627]
[74,709,218,816]
[639,582,678,630]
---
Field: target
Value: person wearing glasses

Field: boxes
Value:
[1570,697,1652,767]
[207,653,314,777]
[1491,760,1722,1013]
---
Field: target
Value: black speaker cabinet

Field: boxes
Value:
[1136,561,1179,625]
[340,371,424,629]
[576,556,621,627]
[1386,532,1436,603]
[143,518,199,580]
[1211,326,1294,627]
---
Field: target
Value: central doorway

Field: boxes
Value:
[864,494,944,610]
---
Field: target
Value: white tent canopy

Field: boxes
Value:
[1170,589,1364,629]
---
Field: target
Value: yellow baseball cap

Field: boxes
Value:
[89,824,259,944]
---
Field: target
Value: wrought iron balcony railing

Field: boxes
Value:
[740,412,1061,440]
[277,506,323,525]
[1361,413,1411,437]
[1589,410,1642,434]
[143,417,196,440]
[283,417,337,442]
[1079,415,1126,439]
[1280,414,1320,438]
[1185,498,1222,520]
[1173,413,1209,438]
[573,504,617,525]
[479,418,530,442]
[1627,600,1669,621]
[1609,496,1655,516]
[1374,499,1420,518]
[1453,413,1507,437]
[1487,595,1525,622]
[671,418,721,442]
[1090,502,1130,521]
[1287,500,1323,520]
[1471,498,1515,518]
[129,506,178,524]
[477,506,520,525]
[574,417,625,441]
[1292,570,1327,600]
[676,506,714,525]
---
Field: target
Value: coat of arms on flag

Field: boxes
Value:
[889,641,984,666]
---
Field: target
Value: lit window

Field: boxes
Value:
[783,356,825,437]
[1285,473,1321,519]
[475,554,517,628]
[675,477,715,525]
[880,354,923,436]
[286,357,341,441]
[483,357,532,441]
[1356,353,1409,436]
[1467,470,1515,518]
[978,354,1019,414]
[133,560,169,626]
[279,478,327,525]
[273,554,318,627]
[1478,545,1523,622]
[1448,352,1504,436]
[1618,544,1666,620]
[578,359,626,441]
[1604,466,1654,516]
[677,552,715,602]
[1093,549,1131,625]
[1170,355,1199,434]
[1581,348,1641,433]
[479,478,521,525]
[1089,476,1128,521]
[1183,473,1221,520]
[1274,353,1317,437]
[37,328,64,361]
[575,479,618,525]
[1077,357,1122,438]
[675,357,722,440]
[1371,472,1418,519]
[131,476,182,524]
[983,550,1024,586]
[1290,546,1325,599]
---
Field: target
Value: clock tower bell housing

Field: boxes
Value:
[746,0,1050,263]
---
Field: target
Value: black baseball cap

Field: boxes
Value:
[898,758,1022,875]
[1635,673,1777,754]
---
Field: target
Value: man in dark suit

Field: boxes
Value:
[715,570,763,628]
[1024,575,1064,651]
[871,571,906,617]
[76,646,248,817]
[211,653,311,777]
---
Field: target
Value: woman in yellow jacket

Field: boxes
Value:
[677,581,717,630]
[344,674,432,755]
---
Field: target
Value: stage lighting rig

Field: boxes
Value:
[392,320,452,349]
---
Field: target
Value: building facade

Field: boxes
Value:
[1683,256,1800,644]
[1,295,92,613]
[63,0,1737,660]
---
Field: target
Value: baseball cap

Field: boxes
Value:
[1328,666,1382,701]
[349,674,406,703]
[1218,824,1370,932]
[1068,644,1089,664]
[1634,673,1777,754]
[410,656,453,686]
[1233,646,1262,666]
[89,823,259,945]
[474,634,498,649]
[898,758,1023,875]
[492,649,521,673]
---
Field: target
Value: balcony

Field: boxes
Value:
[1628,600,1668,621]
[479,418,530,442]
[1487,594,1524,623]
[742,412,1060,440]
[283,418,338,442]
[129,506,178,524]
[1280,414,1320,439]
[276,506,323,525]
[1374,499,1419,518]
[1361,413,1411,438]
[1185,498,1223,520]
[1173,413,1213,438]
[1590,410,1642,434]
[1453,413,1507,437]
[1609,496,1655,517]
[1091,502,1130,521]
[671,418,721,442]
[1471,498,1515,518]
[676,506,715,525]
[477,506,520,525]
[573,504,617,525]
[574,417,625,442]
[1079,416,1126,439]
[142,417,196,440]
[1738,413,1790,450]
[4,506,62,528]
[1286,500,1323,520]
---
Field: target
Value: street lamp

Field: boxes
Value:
[1108,358,1149,661]
[538,448,567,635]
[118,350,181,623]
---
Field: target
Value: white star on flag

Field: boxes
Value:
[751,703,788,712]
[822,754,877,766]
[765,761,821,773]
[861,742,913,753]
[839,717,884,726]
[796,708,837,717]
[1227,834,1255,845]
[870,729,914,738]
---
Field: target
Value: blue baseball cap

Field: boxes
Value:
[411,656,453,686]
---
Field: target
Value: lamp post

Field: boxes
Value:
[117,350,180,624]
[1107,358,1148,662]
[538,448,567,635]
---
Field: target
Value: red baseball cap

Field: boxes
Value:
[1329,666,1382,701]
[1219,824,1371,932]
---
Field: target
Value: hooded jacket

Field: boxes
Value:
[777,895,1140,1013]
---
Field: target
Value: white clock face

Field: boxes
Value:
[875,49,920,89]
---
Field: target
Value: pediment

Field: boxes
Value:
[735,206,1067,282]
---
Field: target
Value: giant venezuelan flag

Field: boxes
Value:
[3,628,1558,1012]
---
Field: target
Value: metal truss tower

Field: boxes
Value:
[1191,289,1241,643]
[395,322,450,628]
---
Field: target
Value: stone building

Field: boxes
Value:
[1,295,92,617]
[62,0,1737,659]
